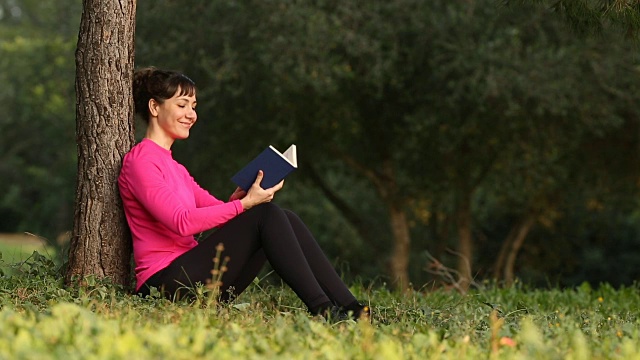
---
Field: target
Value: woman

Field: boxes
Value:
[118,67,369,321]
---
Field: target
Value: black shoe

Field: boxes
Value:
[319,303,373,323]
[341,300,372,322]
[322,306,351,323]
[350,303,372,322]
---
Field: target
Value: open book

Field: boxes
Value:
[231,144,297,191]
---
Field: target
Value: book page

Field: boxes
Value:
[271,144,297,168]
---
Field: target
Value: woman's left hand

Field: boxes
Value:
[229,187,247,201]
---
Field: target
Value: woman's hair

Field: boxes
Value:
[132,67,197,123]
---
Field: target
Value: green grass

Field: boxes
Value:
[0,241,43,263]
[1,252,639,359]
[0,235,54,276]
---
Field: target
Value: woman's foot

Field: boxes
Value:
[313,301,372,323]
[346,302,371,322]
[322,306,351,322]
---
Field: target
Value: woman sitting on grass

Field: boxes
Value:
[118,67,369,321]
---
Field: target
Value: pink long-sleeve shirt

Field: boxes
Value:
[118,138,244,291]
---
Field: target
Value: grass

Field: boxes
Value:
[0,234,54,276]
[1,250,639,359]
[0,237,45,262]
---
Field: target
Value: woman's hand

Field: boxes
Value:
[229,187,247,201]
[240,170,284,210]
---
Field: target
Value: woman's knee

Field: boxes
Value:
[238,202,281,221]
[251,202,283,215]
[243,202,288,225]
[282,208,301,222]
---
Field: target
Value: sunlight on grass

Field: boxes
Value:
[0,233,53,274]
[1,251,639,359]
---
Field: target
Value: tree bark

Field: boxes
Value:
[493,213,536,283]
[377,160,411,290]
[493,222,518,279]
[456,196,473,292]
[388,203,410,290]
[503,215,535,286]
[65,0,136,287]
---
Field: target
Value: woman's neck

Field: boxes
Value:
[145,120,175,150]
[145,126,174,150]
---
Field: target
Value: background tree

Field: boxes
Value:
[426,2,640,287]
[505,0,640,38]
[133,0,640,291]
[64,0,136,287]
[2,0,639,291]
[0,0,80,244]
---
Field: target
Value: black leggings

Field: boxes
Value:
[138,203,357,311]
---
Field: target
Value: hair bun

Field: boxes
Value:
[132,67,156,96]
[132,67,158,119]
[132,66,196,123]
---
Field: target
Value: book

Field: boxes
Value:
[231,144,297,191]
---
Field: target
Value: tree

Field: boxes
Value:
[246,0,637,290]
[133,0,640,291]
[64,0,136,287]
[0,0,80,243]
[505,0,640,38]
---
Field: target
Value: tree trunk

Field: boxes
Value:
[493,223,518,279]
[376,160,411,291]
[493,213,536,282]
[388,203,411,290]
[329,150,412,291]
[456,196,473,292]
[503,215,535,286]
[65,0,136,287]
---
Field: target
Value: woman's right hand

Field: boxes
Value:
[239,170,283,210]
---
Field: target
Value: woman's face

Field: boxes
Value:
[150,89,197,141]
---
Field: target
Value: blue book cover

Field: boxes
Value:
[231,144,297,191]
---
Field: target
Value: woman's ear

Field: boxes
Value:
[148,98,160,117]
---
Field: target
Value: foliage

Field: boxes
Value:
[1,252,640,358]
[505,0,640,39]
[0,0,80,241]
[136,0,640,287]
[1,0,640,289]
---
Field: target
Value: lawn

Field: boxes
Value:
[0,233,52,272]
[1,251,639,359]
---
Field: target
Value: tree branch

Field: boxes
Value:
[302,160,386,254]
